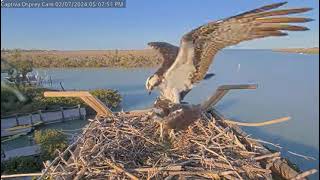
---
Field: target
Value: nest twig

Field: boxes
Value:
[43,111,281,179]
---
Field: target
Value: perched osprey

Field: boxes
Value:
[145,2,312,104]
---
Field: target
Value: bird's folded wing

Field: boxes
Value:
[148,42,179,77]
[182,1,313,83]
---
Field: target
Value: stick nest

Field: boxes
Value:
[44,112,275,179]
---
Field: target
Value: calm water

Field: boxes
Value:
[3,50,319,178]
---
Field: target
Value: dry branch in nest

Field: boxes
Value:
[43,111,284,180]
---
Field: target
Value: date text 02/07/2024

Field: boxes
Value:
[1,0,126,8]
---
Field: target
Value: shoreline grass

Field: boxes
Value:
[273,47,319,54]
[2,48,318,70]
[1,49,162,69]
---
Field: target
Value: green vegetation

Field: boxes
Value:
[1,55,34,85]
[9,60,34,82]
[1,85,29,115]
[1,49,162,68]
[1,156,42,174]
[37,88,122,111]
[1,129,69,175]
[1,85,122,116]
[1,58,12,73]
[34,129,68,161]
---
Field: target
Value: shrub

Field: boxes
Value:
[1,156,42,174]
[11,60,33,78]
[1,85,122,116]
[1,85,27,115]
[34,129,68,161]
[91,89,122,109]
[36,88,122,114]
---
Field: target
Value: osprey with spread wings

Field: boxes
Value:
[145,2,312,104]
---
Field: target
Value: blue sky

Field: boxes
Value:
[1,0,319,50]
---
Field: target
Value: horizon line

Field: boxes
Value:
[1,47,319,51]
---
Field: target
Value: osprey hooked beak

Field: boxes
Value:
[147,85,154,95]
[146,74,160,95]
[145,76,153,95]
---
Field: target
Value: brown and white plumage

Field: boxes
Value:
[148,42,179,78]
[146,2,312,104]
[145,42,179,93]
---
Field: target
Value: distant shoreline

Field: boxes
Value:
[2,48,318,70]
[273,47,319,54]
[1,49,162,69]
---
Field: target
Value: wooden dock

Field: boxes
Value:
[1,106,86,137]
[1,127,33,138]
[2,145,41,161]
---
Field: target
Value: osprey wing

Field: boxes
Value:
[148,42,179,78]
[183,2,312,83]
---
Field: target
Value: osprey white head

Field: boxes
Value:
[145,74,161,94]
